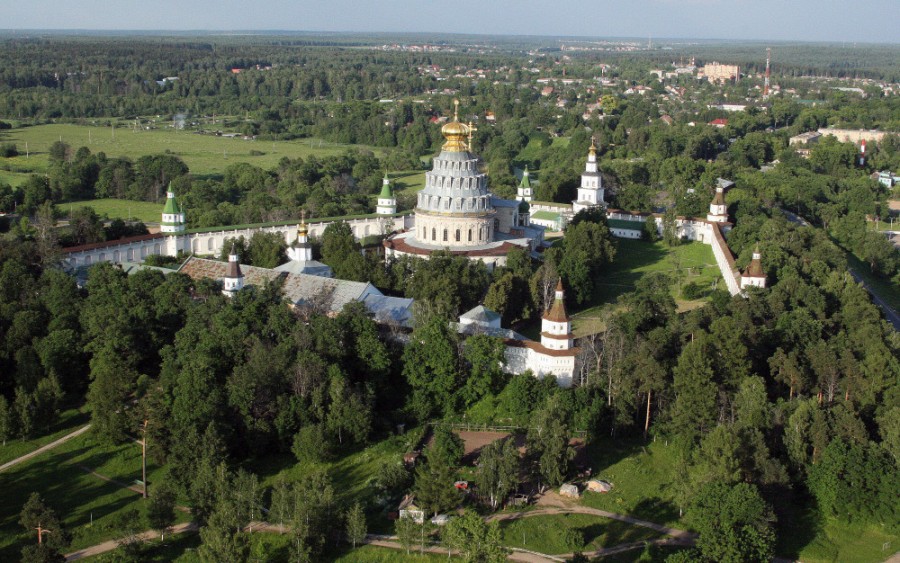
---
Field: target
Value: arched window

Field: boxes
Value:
[432,228,436,241]
[479,227,484,241]
[468,229,473,242]
[455,229,460,242]
[443,229,448,242]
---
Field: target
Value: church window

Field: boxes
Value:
[432,228,436,241]
[443,229,448,242]
[468,229,473,242]
[455,229,460,242]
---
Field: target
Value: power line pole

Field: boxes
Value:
[141,419,148,498]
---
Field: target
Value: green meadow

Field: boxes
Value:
[0,123,390,181]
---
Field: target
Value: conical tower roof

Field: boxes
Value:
[544,279,570,322]
[379,174,394,199]
[743,244,764,278]
[225,243,243,278]
[163,184,183,214]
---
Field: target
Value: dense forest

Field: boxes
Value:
[0,35,898,562]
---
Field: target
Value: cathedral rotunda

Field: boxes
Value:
[384,101,543,269]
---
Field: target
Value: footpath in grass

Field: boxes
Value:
[0,407,89,466]
[0,124,388,179]
[0,428,179,560]
[499,512,663,555]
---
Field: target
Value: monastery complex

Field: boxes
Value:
[61,103,767,387]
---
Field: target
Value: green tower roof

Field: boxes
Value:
[519,166,531,188]
[379,175,394,199]
[163,188,183,215]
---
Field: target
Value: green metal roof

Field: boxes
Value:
[379,176,394,199]
[607,218,645,231]
[531,210,561,221]
[519,166,531,188]
[163,193,183,215]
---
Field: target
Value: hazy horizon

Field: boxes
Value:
[5,0,899,45]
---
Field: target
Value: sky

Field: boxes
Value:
[4,0,899,44]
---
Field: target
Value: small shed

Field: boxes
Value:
[398,495,425,524]
[559,483,580,499]
[586,479,613,493]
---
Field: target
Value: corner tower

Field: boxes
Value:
[707,184,728,223]
[541,279,574,350]
[377,173,397,215]
[161,185,186,233]
[740,244,766,289]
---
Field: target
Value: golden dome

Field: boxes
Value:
[298,211,308,237]
[441,99,471,152]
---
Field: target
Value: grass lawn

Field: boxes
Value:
[61,198,164,223]
[580,436,685,528]
[499,512,663,555]
[0,428,182,560]
[792,518,898,563]
[0,124,389,179]
[0,406,89,466]
[775,499,899,563]
[392,170,427,195]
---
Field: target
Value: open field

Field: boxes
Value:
[0,168,28,187]
[0,407,89,467]
[788,518,898,563]
[0,123,392,180]
[0,428,180,560]
[62,198,164,223]
[499,512,663,555]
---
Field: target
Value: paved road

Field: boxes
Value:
[0,424,92,473]
[849,269,900,331]
[780,207,899,332]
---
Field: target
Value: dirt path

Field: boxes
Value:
[0,424,92,473]
[65,521,198,561]
[487,502,696,542]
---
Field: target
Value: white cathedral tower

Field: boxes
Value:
[572,138,605,214]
